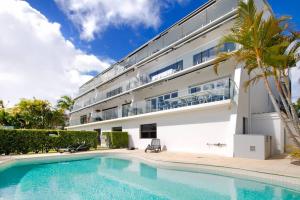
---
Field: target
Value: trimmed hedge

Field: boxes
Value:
[102,131,128,149]
[0,129,97,155]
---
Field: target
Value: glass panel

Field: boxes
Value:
[203,83,214,90]
[151,99,157,110]
[71,78,232,125]
[103,107,118,120]
[122,104,130,117]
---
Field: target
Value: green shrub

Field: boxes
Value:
[0,129,97,155]
[102,131,128,149]
[290,147,300,160]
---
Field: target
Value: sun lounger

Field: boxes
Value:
[145,139,161,153]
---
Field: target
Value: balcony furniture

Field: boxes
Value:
[145,139,162,153]
[163,101,171,110]
[171,100,179,108]
[191,96,200,105]
[94,117,102,122]
[178,99,187,107]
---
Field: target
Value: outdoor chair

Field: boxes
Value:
[70,143,91,153]
[58,144,79,153]
[145,139,162,153]
[171,101,178,108]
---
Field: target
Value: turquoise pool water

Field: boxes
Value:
[0,156,299,200]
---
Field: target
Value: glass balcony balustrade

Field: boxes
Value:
[72,42,237,112]
[75,0,238,97]
[70,78,234,126]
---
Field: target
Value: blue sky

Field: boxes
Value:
[27,0,299,62]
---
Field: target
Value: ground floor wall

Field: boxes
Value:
[69,103,236,157]
[251,112,284,155]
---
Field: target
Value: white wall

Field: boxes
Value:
[234,134,271,159]
[251,112,284,155]
[69,102,236,157]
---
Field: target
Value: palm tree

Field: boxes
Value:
[57,95,74,112]
[214,0,300,147]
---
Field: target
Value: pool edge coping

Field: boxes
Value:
[1,151,300,191]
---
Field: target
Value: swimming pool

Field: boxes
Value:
[0,155,299,200]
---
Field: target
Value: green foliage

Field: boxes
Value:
[57,95,74,112]
[214,0,300,147]
[56,95,74,127]
[102,132,128,149]
[0,109,16,127]
[1,99,65,129]
[290,147,300,160]
[0,129,97,155]
[294,98,300,117]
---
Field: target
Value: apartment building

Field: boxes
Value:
[67,0,284,158]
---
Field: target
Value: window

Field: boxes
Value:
[171,92,178,98]
[107,87,123,98]
[223,43,236,52]
[112,127,122,132]
[80,115,87,124]
[149,60,183,80]
[140,123,157,139]
[193,43,235,66]
[193,53,202,65]
[201,49,209,62]
[189,86,201,94]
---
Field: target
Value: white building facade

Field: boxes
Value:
[67,0,285,158]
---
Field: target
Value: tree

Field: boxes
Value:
[57,95,74,127]
[10,99,65,129]
[57,95,74,112]
[214,0,300,147]
[295,98,300,117]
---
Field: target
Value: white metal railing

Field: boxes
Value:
[70,78,234,126]
[75,0,238,97]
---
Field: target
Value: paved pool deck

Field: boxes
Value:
[1,149,300,189]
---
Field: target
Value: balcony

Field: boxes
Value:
[75,0,238,98]
[70,78,234,127]
[72,43,237,113]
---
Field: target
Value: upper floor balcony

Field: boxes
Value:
[74,0,238,99]
[71,42,237,113]
[70,77,235,127]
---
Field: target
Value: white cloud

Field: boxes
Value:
[54,0,186,41]
[0,0,111,106]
